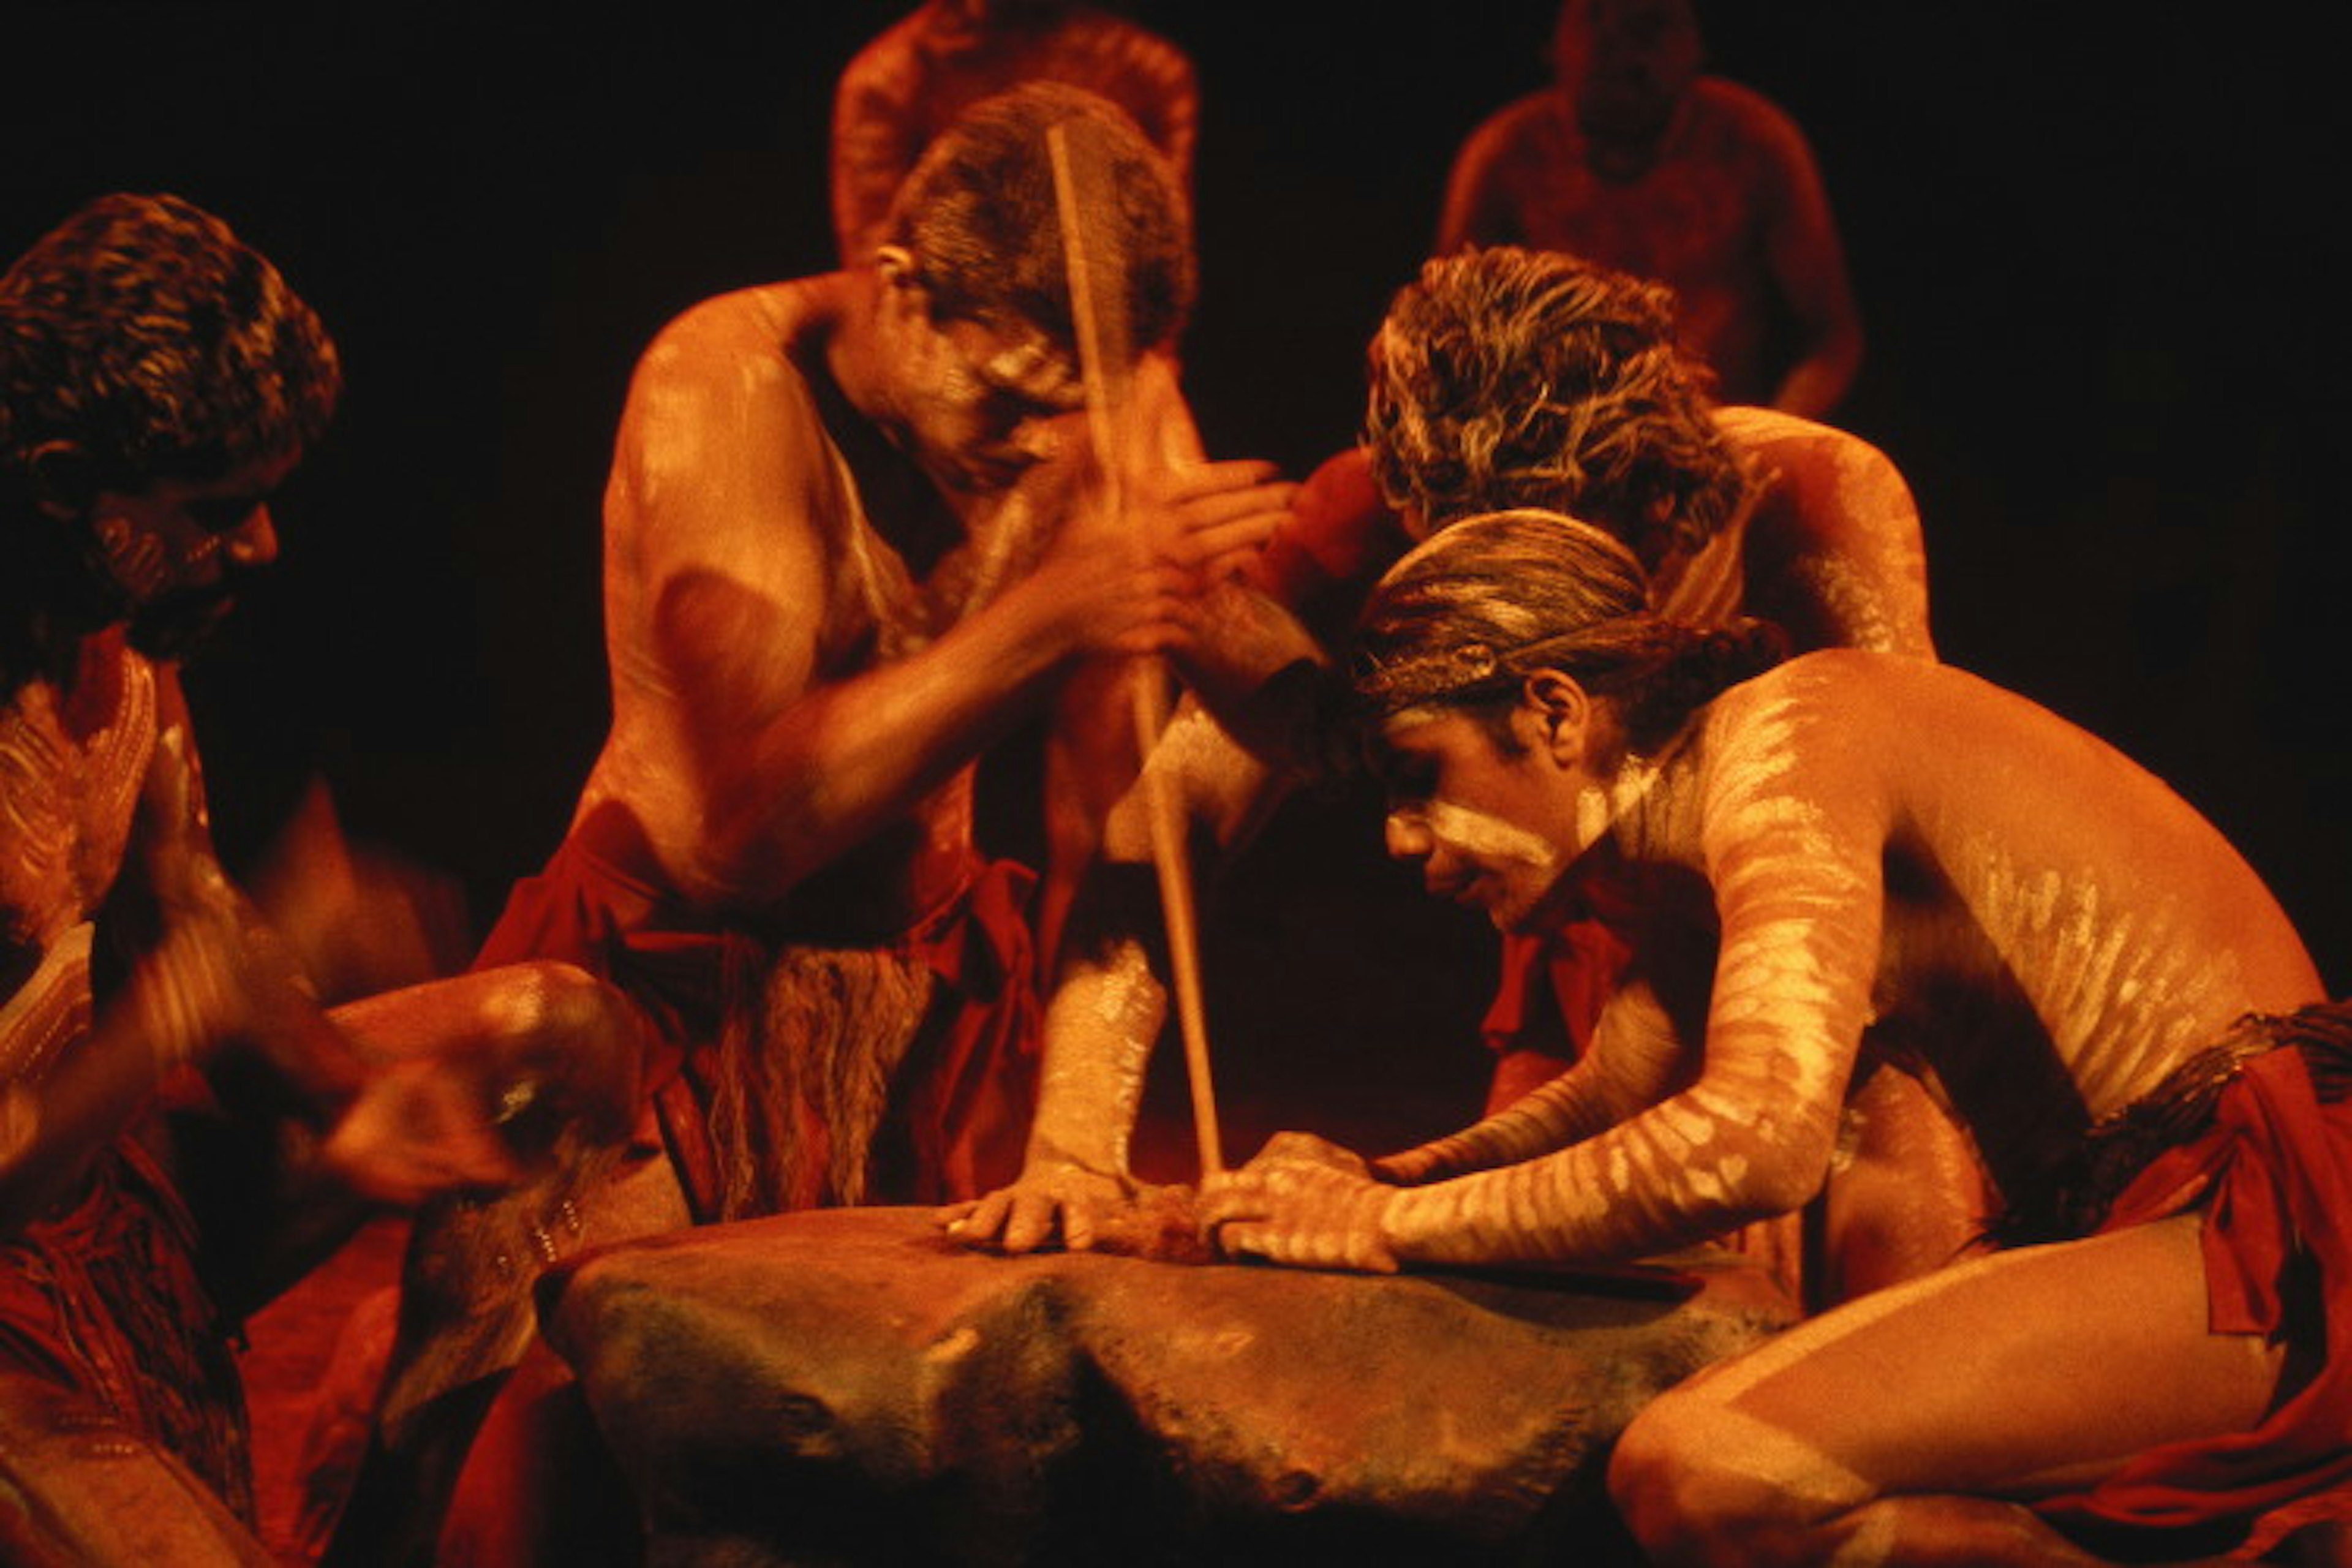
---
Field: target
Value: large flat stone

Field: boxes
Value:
[541,1206,1793,1566]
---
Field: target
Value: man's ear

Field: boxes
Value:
[25,439,97,521]
[873,245,921,293]
[1521,669,1592,765]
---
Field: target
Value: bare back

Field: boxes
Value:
[1686,654,2319,1196]
[1382,652,2320,1269]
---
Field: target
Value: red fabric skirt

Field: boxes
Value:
[0,1132,252,1522]
[2032,1005,2352,1558]
[473,818,1038,1221]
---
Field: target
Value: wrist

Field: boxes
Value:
[1375,1181,1433,1265]
[131,925,235,1077]
[1023,1129,1134,1189]
[985,571,1087,677]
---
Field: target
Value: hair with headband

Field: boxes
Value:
[1352,508,1785,752]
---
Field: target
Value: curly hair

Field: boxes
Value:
[885,81,1194,359]
[1363,246,1752,571]
[1,192,341,492]
[1353,508,1784,754]
[2,194,340,680]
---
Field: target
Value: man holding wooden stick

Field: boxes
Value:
[340,83,1297,1566]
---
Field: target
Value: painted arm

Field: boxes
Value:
[946,693,1292,1251]
[1372,979,1688,1183]
[628,315,1287,908]
[1206,680,1888,1271]
[0,672,369,1233]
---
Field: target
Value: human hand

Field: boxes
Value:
[1133,458,1296,589]
[938,1159,1134,1253]
[1197,1133,1400,1273]
[1026,459,1294,661]
[132,884,348,1086]
[318,1054,530,1207]
[314,964,641,1207]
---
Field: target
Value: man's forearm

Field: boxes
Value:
[1026,906,1166,1179]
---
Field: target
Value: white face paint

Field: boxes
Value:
[898,307,1084,496]
[1379,709,1580,932]
[1421,799,1562,872]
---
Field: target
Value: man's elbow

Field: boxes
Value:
[1721,1137,1834,1224]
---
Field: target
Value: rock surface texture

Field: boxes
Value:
[541,1205,1795,1566]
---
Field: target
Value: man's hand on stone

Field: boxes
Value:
[1198,1132,1401,1273]
[940,1159,1135,1253]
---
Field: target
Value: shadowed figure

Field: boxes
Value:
[324,85,1300,1567]
[0,194,637,1564]
[1436,0,1863,419]
[831,0,1197,268]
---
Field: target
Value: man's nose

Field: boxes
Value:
[222,505,279,567]
[1385,809,1433,859]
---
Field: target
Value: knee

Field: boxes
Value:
[1608,1391,1838,1568]
[487,962,647,1134]
[497,962,635,1043]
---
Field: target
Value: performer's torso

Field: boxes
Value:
[1476,82,1793,405]
[1,629,155,1080]
[1629,655,2321,1196]
[581,284,1051,939]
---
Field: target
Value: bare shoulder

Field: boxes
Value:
[1702,648,1935,761]
[604,282,846,621]
[1715,405,1894,477]
[1455,89,1564,162]
[613,285,831,519]
[836,13,923,99]
[1717,407,1913,533]
[1725,652,2053,757]
[1691,652,1932,840]
[628,284,806,398]
[1684,77,1818,164]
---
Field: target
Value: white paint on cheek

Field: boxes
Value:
[1424,799,1560,872]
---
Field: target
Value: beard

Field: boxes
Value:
[125,582,241,660]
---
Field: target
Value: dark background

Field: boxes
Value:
[7,2,2346,1170]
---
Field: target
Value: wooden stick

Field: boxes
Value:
[1047,122,1224,1177]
